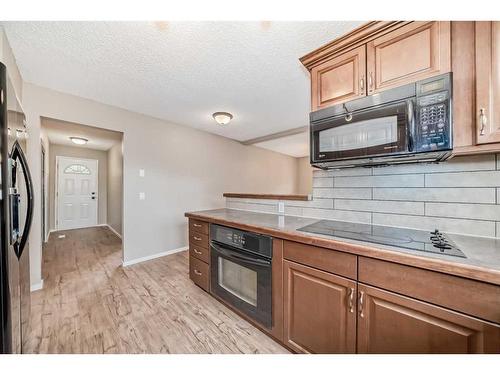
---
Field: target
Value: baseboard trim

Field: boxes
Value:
[105,224,122,239]
[122,246,188,267]
[30,279,44,292]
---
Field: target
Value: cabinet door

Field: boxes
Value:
[357,284,500,354]
[475,21,500,144]
[310,45,366,110]
[283,260,356,353]
[366,21,451,94]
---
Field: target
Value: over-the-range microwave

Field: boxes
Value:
[310,73,453,169]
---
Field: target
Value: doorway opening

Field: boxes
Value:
[40,117,123,242]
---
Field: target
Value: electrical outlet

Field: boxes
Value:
[278,201,285,214]
[139,169,145,177]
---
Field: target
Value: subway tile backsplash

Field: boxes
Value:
[226,154,500,238]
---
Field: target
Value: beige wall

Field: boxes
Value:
[23,83,300,285]
[48,144,108,230]
[297,156,313,194]
[107,142,123,236]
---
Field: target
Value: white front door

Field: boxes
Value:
[57,157,98,230]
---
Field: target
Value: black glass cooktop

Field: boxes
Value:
[297,220,466,258]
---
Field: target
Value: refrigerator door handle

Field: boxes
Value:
[10,140,34,259]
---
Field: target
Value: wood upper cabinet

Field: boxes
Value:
[283,260,356,353]
[310,45,366,110]
[475,21,500,144]
[366,21,451,94]
[357,284,500,354]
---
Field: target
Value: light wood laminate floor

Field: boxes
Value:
[25,227,288,354]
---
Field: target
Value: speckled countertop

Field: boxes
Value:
[185,208,500,286]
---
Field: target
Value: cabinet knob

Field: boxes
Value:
[479,108,487,136]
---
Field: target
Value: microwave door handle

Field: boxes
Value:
[10,140,34,259]
[407,99,415,152]
[210,242,271,267]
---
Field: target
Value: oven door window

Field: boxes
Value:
[218,257,258,306]
[313,100,409,161]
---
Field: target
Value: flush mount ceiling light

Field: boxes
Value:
[212,112,233,126]
[70,136,88,145]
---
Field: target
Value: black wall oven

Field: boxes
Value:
[210,224,273,328]
[310,73,453,169]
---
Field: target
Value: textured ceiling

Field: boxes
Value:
[41,117,123,151]
[1,21,362,150]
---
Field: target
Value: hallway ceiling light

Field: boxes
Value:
[70,136,88,145]
[212,112,233,126]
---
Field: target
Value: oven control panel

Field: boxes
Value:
[415,74,452,153]
[210,224,273,259]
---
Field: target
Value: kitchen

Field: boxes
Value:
[1,1,499,373]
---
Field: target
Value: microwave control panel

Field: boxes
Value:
[415,75,452,152]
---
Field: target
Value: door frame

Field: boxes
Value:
[55,155,99,230]
[41,143,46,242]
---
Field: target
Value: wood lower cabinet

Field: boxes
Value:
[310,45,366,110]
[366,21,450,94]
[188,218,210,291]
[283,260,357,353]
[475,21,500,144]
[357,284,500,354]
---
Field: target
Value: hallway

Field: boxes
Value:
[25,227,287,353]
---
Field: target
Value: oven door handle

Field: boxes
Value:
[210,242,271,267]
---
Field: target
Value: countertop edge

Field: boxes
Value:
[223,193,311,201]
[185,211,500,286]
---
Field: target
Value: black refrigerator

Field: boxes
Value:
[0,62,34,354]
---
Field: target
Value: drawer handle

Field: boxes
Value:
[348,287,355,313]
[193,236,202,241]
[193,248,202,255]
[194,269,202,276]
[359,291,365,318]
[193,223,202,228]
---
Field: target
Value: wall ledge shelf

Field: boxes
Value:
[223,193,311,201]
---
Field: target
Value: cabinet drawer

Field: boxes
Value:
[189,219,209,235]
[189,256,210,292]
[283,241,357,280]
[189,231,209,249]
[190,243,210,263]
[359,257,500,324]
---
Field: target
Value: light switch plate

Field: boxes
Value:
[139,192,146,200]
[278,201,285,214]
[139,169,145,177]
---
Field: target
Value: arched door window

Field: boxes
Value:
[63,164,91,175]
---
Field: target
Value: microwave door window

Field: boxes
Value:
[319,116,399,157]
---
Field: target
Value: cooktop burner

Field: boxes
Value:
[297,220,466,258]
